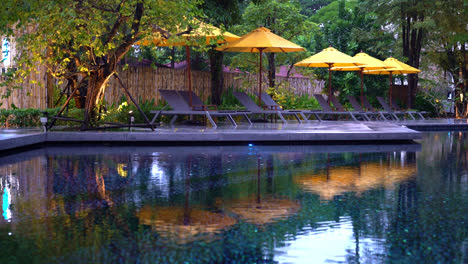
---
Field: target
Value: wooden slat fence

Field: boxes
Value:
[1,65,324,109]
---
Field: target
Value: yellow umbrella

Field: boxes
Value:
[295,47,363,104]
[364,57,421,105]
[331,52,390,107]
[137,20,240,106]
[216,27,305,104]
[138,20,240,46]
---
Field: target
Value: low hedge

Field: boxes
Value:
[0,108,44,128]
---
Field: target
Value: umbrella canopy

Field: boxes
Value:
[216,27,305,104]
[363,57,421,105]
[331,52,390,107]
[138,20,240,46]
[137,205,237,243]
[295,47,363,104]
[137,20,240,106]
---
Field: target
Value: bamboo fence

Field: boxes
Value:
[1,65,324,109]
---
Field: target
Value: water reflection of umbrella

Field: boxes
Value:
[226,155,300,225]
[295,162,416,200]
[136,155,236,242]
[217,27,305,104]
[331,52,390,107]
[364,57,421,105]
[228,197,300,226]
[137,205,236,242]
[295,47,363,104]
[137,20,240,106]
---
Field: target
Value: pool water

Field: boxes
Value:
[0,132,467,263]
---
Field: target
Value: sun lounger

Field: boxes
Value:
[151,90,247,128]
[329,95,370,121]
[346,95,389,121]
[391,100,427,120]
[311,94,364,122]
[376,96,424,120]
[257,92,309,123]
[179,90,252,125]
[233,92,301,124]
[178,91,217,111]
[362,96,398,121]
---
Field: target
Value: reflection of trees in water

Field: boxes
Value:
[384,133,468,263]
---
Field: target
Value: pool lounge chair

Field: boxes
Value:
[329,95,370,121]
[178,91,217,111]
[233,92,302,124]
[391,100,427,120]
[376,96,424,120]
[151,90,246,128]
[257,92,309,123]
[346,95,389,121]
[311,94,363,122]
[179,90,252,125]
[361,96,398,121]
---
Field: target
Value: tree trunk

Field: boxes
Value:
[454,44,467,118]
[209,48,224,105]
[171,47,175,69]
[267,53,276,89]
[461,43,467,117]
[407,74,418,109]
[401,5,424,109]
[82,65,115,130]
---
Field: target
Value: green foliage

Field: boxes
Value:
[306,0,395,99]
[227,0,316,75]
[413,92,439,116]
[103,96,160,124]
[220,85,241,108]
[267,86,320,109]
[298,0,334,17]
[0,108,43,127]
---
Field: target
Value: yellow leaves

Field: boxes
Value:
[78,66,89,73]
[117,101,128,112]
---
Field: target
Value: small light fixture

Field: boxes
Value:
[128,110,134,132]
[40,112,48,132]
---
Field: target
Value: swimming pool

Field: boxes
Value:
[0,132,466,263]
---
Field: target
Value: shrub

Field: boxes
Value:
[0,108,43,127]
[267,87,319,110]
[413,92,441,117]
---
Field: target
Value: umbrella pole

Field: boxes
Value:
[328,64,332,105]
[258,49,264,105]
[389,72,392,106]
[360,71,364,108]
[186,46,192,107]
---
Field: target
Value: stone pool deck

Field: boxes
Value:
[2,118,467,152]
[0,120,426,152]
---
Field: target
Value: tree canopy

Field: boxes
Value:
[1,0,201,128]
